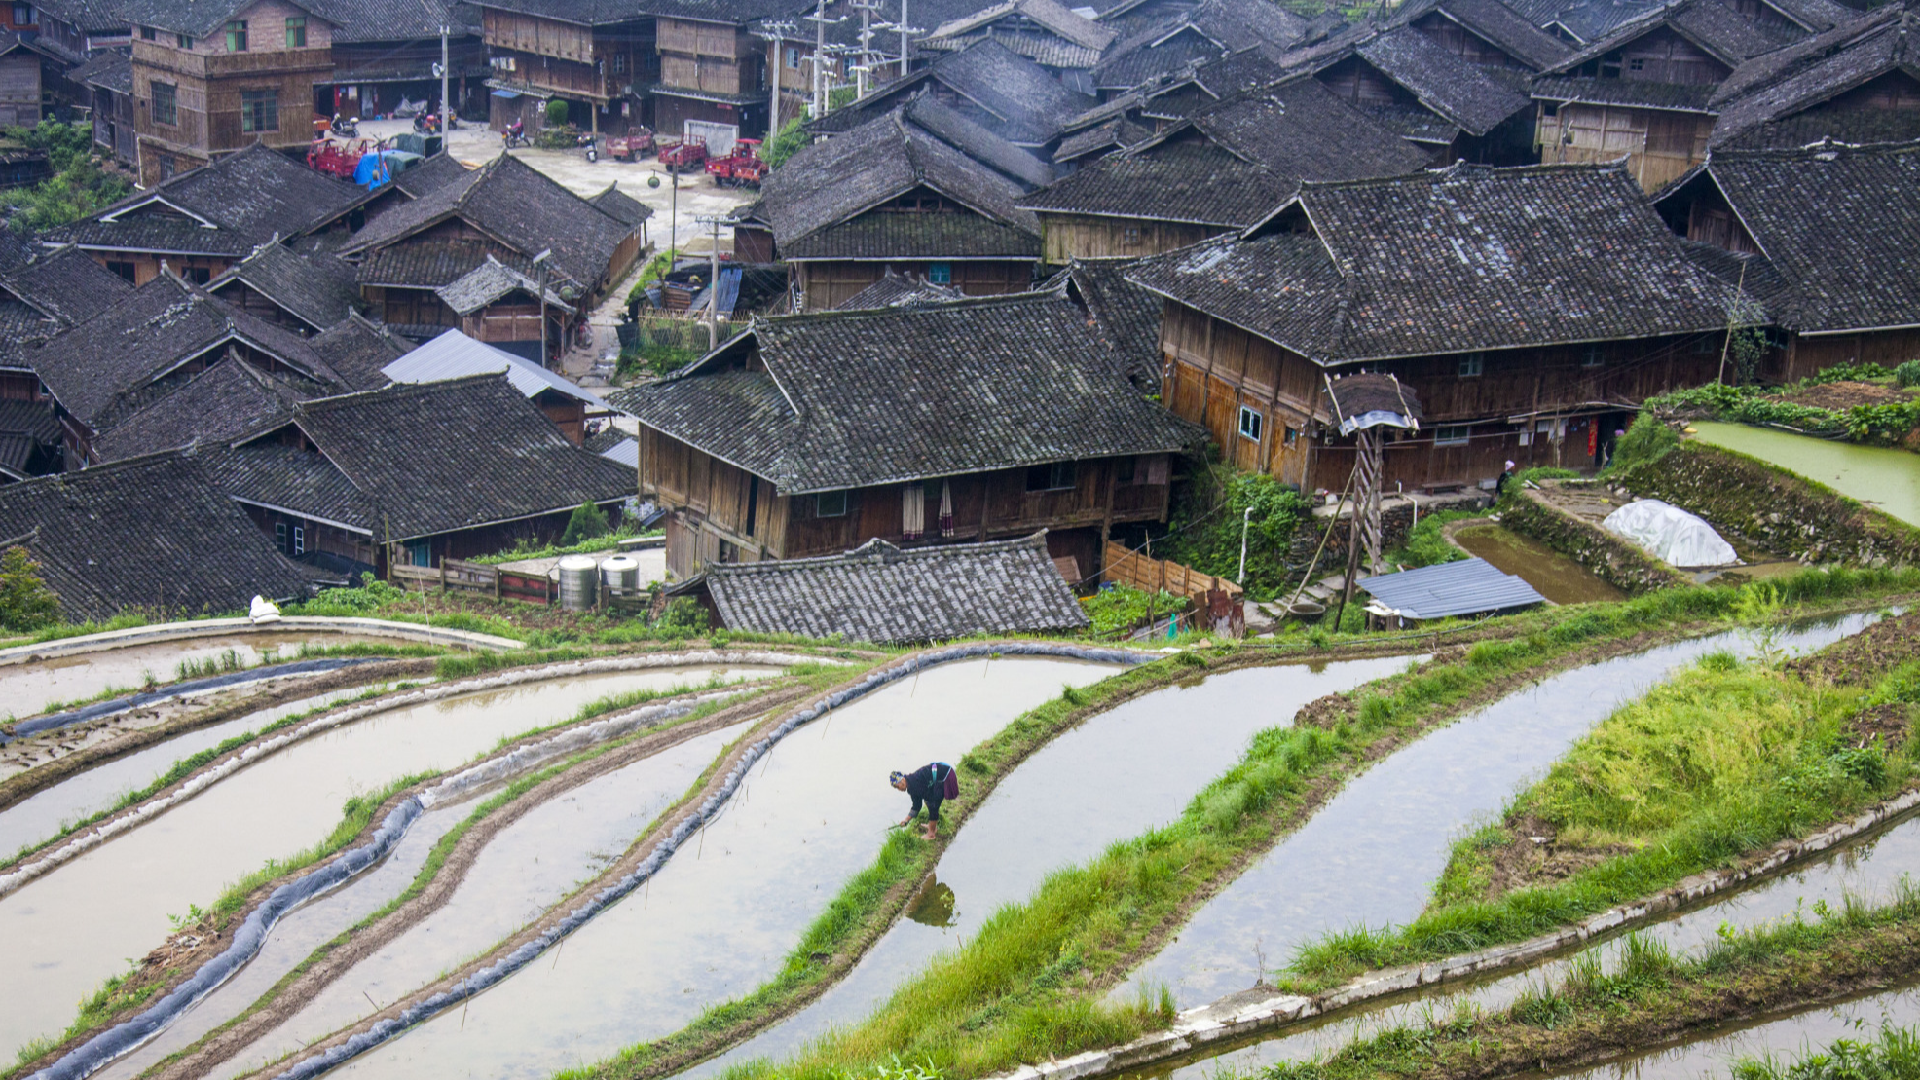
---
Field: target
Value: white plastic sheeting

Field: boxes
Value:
[1602,499,1739,568]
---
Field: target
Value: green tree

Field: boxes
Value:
[764,115,811,169]
[544,98,570,127]
[560,501,611,546]
[3,121,131,233]
[1158,465,1312,598]
[0,545,60,632]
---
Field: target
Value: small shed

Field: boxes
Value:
[1358,556,1545,626]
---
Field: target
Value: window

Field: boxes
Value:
[176,32,192,47]
[1458,352,1484,377]
[151,80,177,125]
[1237,404,1263,442]
[1025,461,1076,492]
[240,89,277,132]
[927,262,951,284]
[1582,345,1604,367]
[815,490,848,517]
[11,4,29,24]
[1628,56,1645,71]
[224,19,246,51]
[292,526,305,555]
[1284,425,1298,446]
[611,51,626,74]
[785,46,799,68]
[1122,225,1141,246]
[140,24,155,37]
[1435,425,1470,446]
[1117,456,1136,484]
[406,540,431,566]
[283,15,304,46]
[275,522,287,551]
[181,266,211,283]
[105,260,135,282]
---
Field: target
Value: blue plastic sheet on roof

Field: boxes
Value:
[491,89,523,98]
[1359,557,1546,620]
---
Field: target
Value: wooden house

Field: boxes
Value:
[1394,0,1572,72]
[1087,0,1306,97]
[806,39,1094,152]
[208,373,634,572]
[319,0,486,123]
[335,153,644,347]
[612,291,1198,580]
[1125,162,1743,493]
[474,0,657,134]
[207,241,362,335]
[0,243,135,402]
[732,97,1051,309]
[920,0,1116,81]
[44,143,370,285]
[75,51,136,164]
[1655,139,1920,380]
[1704,4,1920,151]
[428,255,576,359]
[28,0,131,66]
[119,0,337,185]
[0,31,43,126]
[1020,77,1429,263]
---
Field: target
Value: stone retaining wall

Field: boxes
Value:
[1499,487,1690,595]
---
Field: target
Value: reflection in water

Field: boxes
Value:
[906,879,958,928]
[1452,525,1626,606]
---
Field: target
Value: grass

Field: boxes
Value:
[1288,639,1918,986]
[1384,510,1481,568]
[1732,1024,1920,1080]
[467,527,665,566]
[1259,882,1920,1080]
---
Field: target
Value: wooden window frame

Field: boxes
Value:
[151,80,177,125]
[240,89,277,133]
[225,19,246,51]
[1458,352,1485,377]
[284,16,305,47]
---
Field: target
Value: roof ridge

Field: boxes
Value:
[763,289,1070,327]
[707,530,1050,576]
[298,370,509,413]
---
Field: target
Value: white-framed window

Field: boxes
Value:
[1582,345,1605,367]
[292,526,305,555]
[815,490,848,517]
[785,46,800,68]
[1435,425,1470,446]
[1237,405,1263,442]
[1458,352,1485,376]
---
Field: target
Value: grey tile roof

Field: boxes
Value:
[1541,0,1672,45]
[835,269,967,309]
[310,314,409,391]
[69,49,131,93]
[1395,0,1571,70]
[587,182,654,228]
[34,0,129,32]
[0,450,315,621]
[1,243,134,326]
[810,38,1096,145]
[473,0,807,27]
[612,292,1198,493]
[1531,74,1718,111]
[433,255,573,314]
[1351,25,1534,134]
[46,145,370,260]
[1709,5,1917,145]
[209,243,362,331]
[699,533,1089,643]
[91,357,318,462]
[353,237,527,287]
[1717,107,1920,150]
[1360,556,1545,618]
[746,105,1042,255]
[927,0,1118,53]
[904,94,1056,188]
[118,0,320,35]
[1092,0,1307,89]
[205,440,376,530]
[1021,79,1429,225]
[32,275,346,429]
[339,154,636,292]
[1671,141,1920,334]
[1052,116,1154,163]
[1060,257,1162,387]
[0,399,61,445]
[392,151,475,199]
[1544,0,1790,74]
[232,374,635,540]
[1674,238,1794,313]
[1093,27,1232,90]
[1126,161,1739,364]
[305,0,474,42]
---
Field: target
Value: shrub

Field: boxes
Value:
[654,597,709,636]
[3,121,131,232]
[560,501,612,546]
[1080,586,1188,637]
[544,98,569,127]
[764,115,810,169]
[1897,359,1920,389]
[1608,413,1680,471]
[293,572,408,616]
[0,545,59,632]
[1158,466,1312,599]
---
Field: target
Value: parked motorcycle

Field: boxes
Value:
[501,119,528,149]
[331,112,359,137]
[413,111,439,134]
[579,132,598,163]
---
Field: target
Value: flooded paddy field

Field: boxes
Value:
[0,634,404,722]
[1688,422,1920,527]
[0,664,770,1063]
[307,657,1116,1080]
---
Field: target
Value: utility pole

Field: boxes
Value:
[812,0,827,117]
[695,215,727,350]
[899,0,909,75]
[768,34,782,137]
[439,25,450,139]
[534,248,552,369]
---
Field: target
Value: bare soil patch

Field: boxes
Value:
[1785,611,1920,687]
[1478,813,1634,900]
[1775,381,1916,411]
[1846,703,1912,751]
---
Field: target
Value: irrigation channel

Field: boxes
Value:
[695,654,1422,1077]
[1124,791,1920,1080]
[231,655,1120,1080]
[1,685,398,858]
[1121,614,1878,1009]
[99,718,763,1080]
[0,662,777,1063]
[0,634,401,722]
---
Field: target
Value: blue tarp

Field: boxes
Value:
[1359,557,1546,620]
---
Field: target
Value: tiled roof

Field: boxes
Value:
[0,451,314,621]
[1126,162,1738,364]
[1060,257,1162,387]
[1395,0,1570,69]
[354,237,527,287]
[1052,116,1154,163]
[0,399,61,445]
[746,105,1041,252]
[1093,28,1230,90]
[587,182,653,228]
[612,292,1198,493]
[209,243,362,331]
[805,39,1095,146]
[0,306,55,374]
[118,0,319,35]
[234,374,635,540]
[1531,74,1718,111]
[92,358,317,462]
[699,533,1089,643]
[1709,6,1918,145]
[1541,0,1671,44]
[205,440,377,530]
[306,0,474,42]
[0,243,134,325]
[904,94,1056,188]
[472,0,807,26]
[339,154,634,292]
[32,275,344,429]
[835,269,967,309]
[1022,80,1428,226]
[434,255,573,314]
[1717,107,1920,150]
[310,314,409,391]
[1092,0,1307,89]
[1672,141,1920,333]
[781,210,1042,259]
[391,151,474,198]
[1351,25,1534,134]
[1544,0,1789,73]
[69,50,131,93]
[927,0,1118,53]
[34,0,129,31]
[1674,238,1794,313]
[47,145,369,259]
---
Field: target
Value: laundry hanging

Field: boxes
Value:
[939,479,955,538]
[902,483,925,540]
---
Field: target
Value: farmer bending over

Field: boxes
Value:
[891,762,957,839]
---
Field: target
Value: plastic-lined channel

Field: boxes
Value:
[0,665,769,1063]
[700,653,1424,1076]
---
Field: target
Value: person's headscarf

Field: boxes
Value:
[889,770,905,785]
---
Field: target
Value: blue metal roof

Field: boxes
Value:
[1359,557,1547,620]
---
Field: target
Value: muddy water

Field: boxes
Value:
[1452,526,1625,606]
[1122,616,1875,1009]
[204,719,756,1080]
[0,665,769,1063]
[698,654,1423,1075]
[328,657,1117,1080]
[0,634,400,721]
[1134,808,1920,1080]
[1689,421,1920,527]
[0,687,393,859]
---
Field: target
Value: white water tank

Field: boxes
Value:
[601,555,640,594]
[557,555,599,610]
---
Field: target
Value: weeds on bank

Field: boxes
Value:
[1733,1023,1920,1080]
[1292,636,1918,985]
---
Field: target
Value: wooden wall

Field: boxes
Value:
[482,9,594,64]
[1408,11,1534,69]
[1159,301,1321,487]
[794,258,1034,309]
[0,52,40,126]
[83,248,232,286]
[1602,27,1730,85]
[1537,101,1714,192]
[1038,212,1227,264]
[1783,328,1920,381]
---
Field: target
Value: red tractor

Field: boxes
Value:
[657,137,707,173]
[703,138,766,187]
[307,136,371,180]
[606,127,656,162]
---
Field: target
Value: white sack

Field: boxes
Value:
[1602,499,1739,567]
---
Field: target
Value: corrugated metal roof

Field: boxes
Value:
[382,329,614,412]
[598,436,639,468]
[1359,556,1546,619]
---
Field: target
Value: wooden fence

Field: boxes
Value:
[1100,542,1245,639]
[390,557,650,612]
